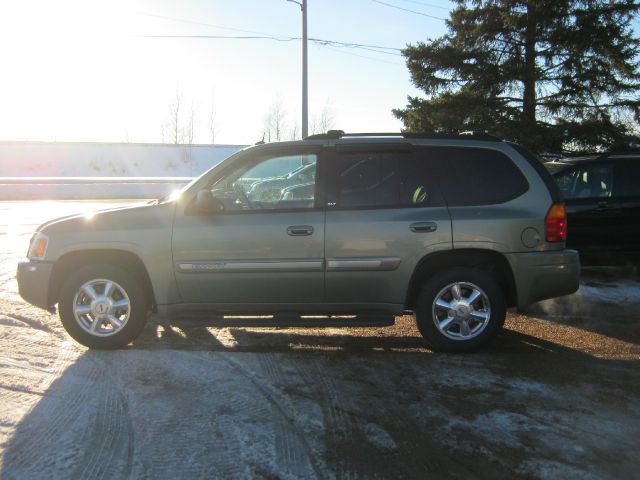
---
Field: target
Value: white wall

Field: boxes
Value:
[0,141,245,177]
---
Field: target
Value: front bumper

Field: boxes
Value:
[506,249,581,310]
[16,259,54,310]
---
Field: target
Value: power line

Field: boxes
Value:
[132,10,403,53]
[308,38,403,55]
[135,35,404,55]
[315,43,405,66]
[370,0,446,20]
[132,11,287,38]
[136,34,299,41]
[390,0,450,10]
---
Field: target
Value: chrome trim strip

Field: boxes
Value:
[177,259,324,273]
[326,257,401,272]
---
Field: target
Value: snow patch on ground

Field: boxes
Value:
[364,423,397,450]
[518,459,599,480]
[446,410,548,446]
[576,280,640,304]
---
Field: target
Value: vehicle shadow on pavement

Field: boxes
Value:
[133,315,639,362]
[3,320,640,480]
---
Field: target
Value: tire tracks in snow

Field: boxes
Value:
[200,349,327,479]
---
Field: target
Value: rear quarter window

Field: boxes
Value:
[613,161,640,197]
[418,146,529,206]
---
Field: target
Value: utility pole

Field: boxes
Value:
[288,0,308,138]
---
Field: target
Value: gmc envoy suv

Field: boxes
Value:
[17,131,580,352]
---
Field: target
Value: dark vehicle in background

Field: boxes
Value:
[552,153,640,265]
[247,162,315,202]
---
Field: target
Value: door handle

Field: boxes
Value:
[597,201,608,210]
[287,225,314,236]
[410,222,437,233]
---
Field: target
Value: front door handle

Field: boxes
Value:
[287,225,314,236]
[410,221,437,233]
[597,201,608,210]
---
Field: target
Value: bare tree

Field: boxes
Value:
[163,89,182,144]
[311,100,336,134]
[209,91,220,144]
[263,98,287,142]
[186,103,195,145]
[289,113,300,140]
[161,88,200,145]
[318,101,335,133]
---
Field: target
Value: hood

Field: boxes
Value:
[36,203,145,232]
[39,202,174,235]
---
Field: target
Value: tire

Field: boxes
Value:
[415,267,506,352]
[58,264,149,349]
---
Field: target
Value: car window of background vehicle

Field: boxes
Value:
[211,154,317,210]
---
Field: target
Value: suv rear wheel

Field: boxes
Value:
[58,264,148,349]
[415,267,506,352]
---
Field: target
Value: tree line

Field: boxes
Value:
[160,89,334,145]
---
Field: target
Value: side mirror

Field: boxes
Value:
[195,189,224,214]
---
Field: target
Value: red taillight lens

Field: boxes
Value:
[546,203,567,242]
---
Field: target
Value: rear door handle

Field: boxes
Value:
[287,225,314,236]
[597,201,608,210]
[410,222,437,233]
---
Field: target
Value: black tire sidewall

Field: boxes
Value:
[58,264,148,349]
[415,267,506,352]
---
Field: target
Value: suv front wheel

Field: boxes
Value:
[58,264,148,349]
[415,267,506,352]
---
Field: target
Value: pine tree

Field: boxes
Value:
[394,1,640,153]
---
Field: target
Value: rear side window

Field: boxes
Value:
[613,161,640,197]
[331,151,443,209]
[420,147,529,206]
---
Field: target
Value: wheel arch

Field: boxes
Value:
[405,249,517,310]
[49,249,156,310]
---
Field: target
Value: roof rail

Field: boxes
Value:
[595,151,640,159]
[563,151,640,160]
[304,130,345,140]
[303,130,502,141]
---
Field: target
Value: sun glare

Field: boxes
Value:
[0,0,141,141]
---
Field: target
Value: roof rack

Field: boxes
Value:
[303,130,502,142]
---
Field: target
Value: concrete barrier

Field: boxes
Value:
[0,177,193,200]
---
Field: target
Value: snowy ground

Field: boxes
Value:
[1,201,639,479]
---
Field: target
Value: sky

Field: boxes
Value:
[0,0,452,145]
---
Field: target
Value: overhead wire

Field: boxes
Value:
[314,43,405,66]
[370,0,446,20]
[131,10,295,38]
[389,0,450,10]
[136,34,405,56]
[132,10,406,59]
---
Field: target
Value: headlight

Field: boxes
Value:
[28,232,49,260]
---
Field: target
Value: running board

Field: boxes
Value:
[169,313,395,328]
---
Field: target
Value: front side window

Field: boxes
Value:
[210,153,317,211]
[555,169,577,198]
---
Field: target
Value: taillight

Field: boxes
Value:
[545,203,567,242]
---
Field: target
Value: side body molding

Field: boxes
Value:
[176,259,324,273]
